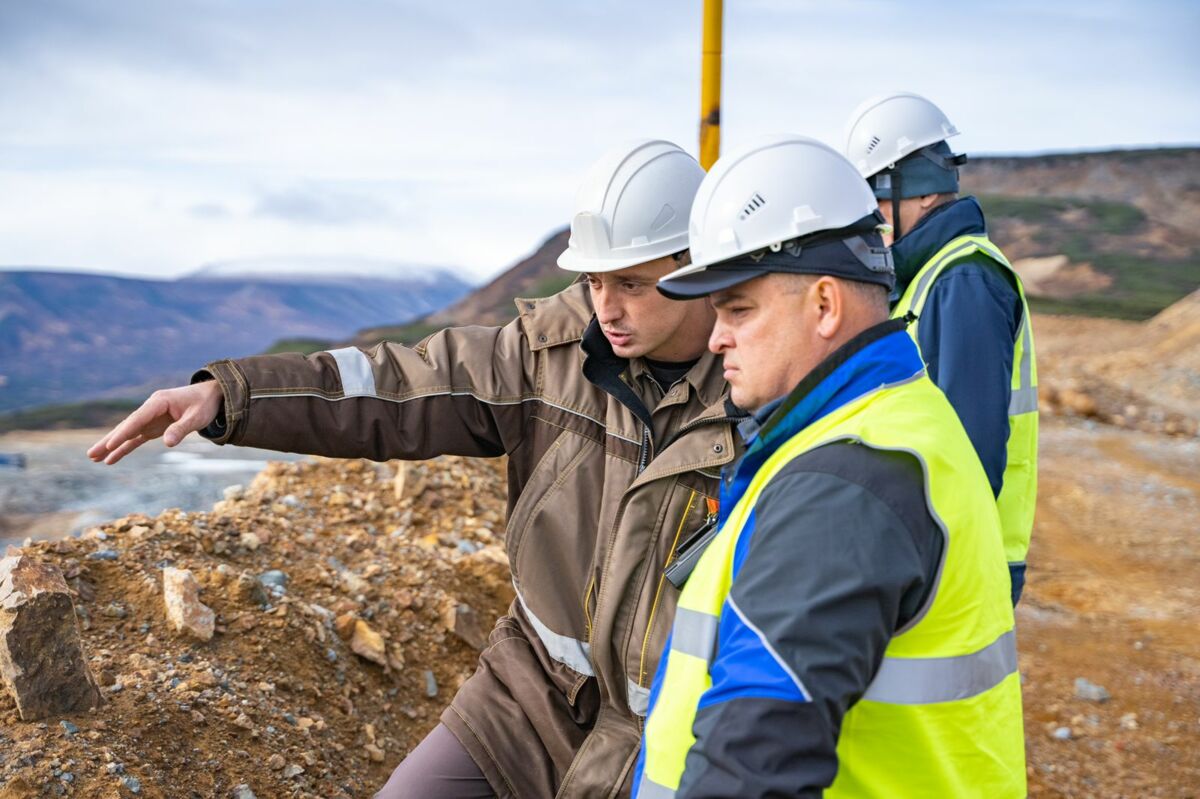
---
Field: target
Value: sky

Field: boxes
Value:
[1,0,1197,282]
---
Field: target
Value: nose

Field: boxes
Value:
[708,319,731,354]
[592,284,622,325]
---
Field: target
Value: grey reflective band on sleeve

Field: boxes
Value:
[843,235,895,274]
[636,774,677,799]
[1008,386,1038,415]
[669,607,719,663]
[516,589,594,676]
[326,347,378,398]
[1008,314,1037,414]
[862,629,1018,705]
[627,679,650,717]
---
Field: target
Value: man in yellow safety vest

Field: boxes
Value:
[845,92,1038,605]
[634,135,1025,798]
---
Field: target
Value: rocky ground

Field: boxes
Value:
[0,456,514,798]
[2,298,1199,798]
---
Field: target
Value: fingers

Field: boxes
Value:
[86,434,112,461]
[88,394,166,462]
[103,434,147,465]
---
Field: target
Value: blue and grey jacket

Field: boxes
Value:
[634,320,945,798]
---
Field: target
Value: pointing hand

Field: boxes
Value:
[86,380,223,465]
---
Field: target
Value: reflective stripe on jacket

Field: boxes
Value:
[637,325,1025,799]
[892,232,1038,568]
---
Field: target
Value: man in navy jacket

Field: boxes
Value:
[845,93,1037,604]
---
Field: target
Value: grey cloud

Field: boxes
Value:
[254,186,397,226]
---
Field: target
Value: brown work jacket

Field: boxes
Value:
[201,283,738,798]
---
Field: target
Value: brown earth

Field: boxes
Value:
[1013,255,1114,299]
[2,299,1199,797]
[1037,290,1200,425]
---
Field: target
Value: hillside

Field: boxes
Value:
[966,148,1200,319]
[349,229,572,346]
[0,270,470,413]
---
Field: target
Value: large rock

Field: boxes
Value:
[0,555,102,720]
[349,619,387,666]
[163,567,215,641]
[440,598,489,651]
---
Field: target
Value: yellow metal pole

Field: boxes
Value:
[699,0,723,170]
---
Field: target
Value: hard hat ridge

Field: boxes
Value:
[558,139,705,273]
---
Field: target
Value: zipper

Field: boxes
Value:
[637,424,652,473]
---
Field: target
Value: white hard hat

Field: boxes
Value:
[557,139,705,273]
[668,134,882,276]
[843,92,960,179]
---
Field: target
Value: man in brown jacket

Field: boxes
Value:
[89,139,740,798]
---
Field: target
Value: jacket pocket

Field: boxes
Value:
[627,484,716,708]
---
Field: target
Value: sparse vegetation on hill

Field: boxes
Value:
[977,193,1200,319]
[260,338,332,356]
[0,400,140,434]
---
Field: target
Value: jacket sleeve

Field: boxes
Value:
[916,256,1022,497]
[196,319,541,461]
[677,444,941,799]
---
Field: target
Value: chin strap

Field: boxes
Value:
[890,167,903,241]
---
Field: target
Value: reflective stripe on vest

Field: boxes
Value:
[639,374,1025,799]
[891,233,1039,565]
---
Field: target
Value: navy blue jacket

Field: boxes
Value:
[891,196,1023,500]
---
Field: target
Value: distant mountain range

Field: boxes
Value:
[0,264,470,412]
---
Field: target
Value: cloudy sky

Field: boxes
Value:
[2,0,1197,282]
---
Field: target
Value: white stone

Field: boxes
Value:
[163,567,215,641]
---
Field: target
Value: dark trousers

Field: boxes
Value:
[374,723,496,799]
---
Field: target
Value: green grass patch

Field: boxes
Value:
[261,337,332,355]
[975,192,1196,319]
[361,321,445,345]
[0,399,142,433]
[977,194,1146,235]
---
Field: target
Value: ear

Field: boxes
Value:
[812,276,843,340]
[918,193,941,211]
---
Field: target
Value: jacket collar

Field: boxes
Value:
[581,318,654,431]
[746,317,924,459]
[580,317,729,428]
[892,196,987,294]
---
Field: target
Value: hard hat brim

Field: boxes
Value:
[657,264,771,300]
[557,247,686,274]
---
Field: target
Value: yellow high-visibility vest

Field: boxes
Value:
[892,233,1038,567]
[639,373,1025,798]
